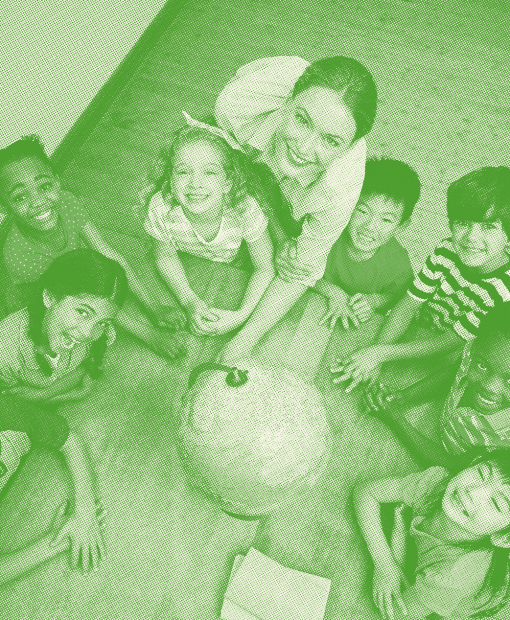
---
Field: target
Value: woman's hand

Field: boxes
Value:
[330,345,388,393]
[208,309,246,335]
[275,239,313,283]
[186,300,219,336]
[51,498,107,574]
[319,286,360,331]
[373,558,408,620]
[151,305,187,331]
[349,293,375,324]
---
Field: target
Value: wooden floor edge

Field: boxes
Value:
[51,0,190,174]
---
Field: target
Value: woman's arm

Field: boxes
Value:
[219,276,307,363]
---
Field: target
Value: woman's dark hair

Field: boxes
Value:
[292,56,377,141]
[447,167,510,238]
[360,158,421,222]
[26,249,129,379]
[0,135,55,184]
[415,449,510,617]
[147,122,271,217]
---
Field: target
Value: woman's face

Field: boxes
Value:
[276,86,357,175]
[170,141,232,216]
[442,461,510,538]
[0,157,60,231]
[42,291,118,355]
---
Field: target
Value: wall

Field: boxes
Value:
[0,0,167,155]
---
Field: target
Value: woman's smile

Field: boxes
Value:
[285,142,315,167]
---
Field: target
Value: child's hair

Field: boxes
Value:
[148,125,266,215]
[26,249,129,379]
[447,167,510,237]
[415,450,510,618]
[0,135,55,186]
[292,56,377,142]
[477,302,510,343]
[359,157,421,222]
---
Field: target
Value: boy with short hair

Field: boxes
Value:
[332,166,510,392]
[315,157,420,330]
[365,301,510,469]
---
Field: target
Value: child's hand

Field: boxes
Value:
[48,374,96,403]
[364,382,402,414]
[330,345,387,393]
[373,558,408,620]
[51,498,107,574]
[152,305,187,331]
[319,286,359,331]
[275,239,313,283]
[1,384,49,401]
[208,308,245,335]
[349,293,375,324]
[187,300,219,336]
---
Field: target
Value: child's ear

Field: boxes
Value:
[42,288,56,309]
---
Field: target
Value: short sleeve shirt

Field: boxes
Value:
[3,191,89,285]
[323,230,414,300]
[214,56,367,285]
[0,308,89,389]
[398,466,497,618]
[408,239,510,341]
[440,342,510,454]
[0,394,69,450]
[144,191,268,263]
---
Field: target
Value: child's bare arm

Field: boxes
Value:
[376,294,422,345]
[2,366,87,402]
[239,229,275,319]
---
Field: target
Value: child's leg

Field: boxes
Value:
[115,293,186,360]
[372,400,458,470]
[0,447,72,554]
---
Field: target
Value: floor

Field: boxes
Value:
[2,0,510,618]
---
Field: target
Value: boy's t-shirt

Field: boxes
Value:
[408,238,510,341]
[144,191,268,263]
[322,229,414,301]
[441,342,510,454]
[398,466,500,618]
[2,191,89,285]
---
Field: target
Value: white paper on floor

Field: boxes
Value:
[221,547,331,620]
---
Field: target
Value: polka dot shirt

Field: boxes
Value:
[2,191,89,285]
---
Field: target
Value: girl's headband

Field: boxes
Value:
[181,111,245,153]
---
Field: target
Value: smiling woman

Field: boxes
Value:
[213,55,377,364]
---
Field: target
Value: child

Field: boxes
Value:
[333,166,510,392]
[215,55,377,365]
[144,114,275,336]
[0,248,128,401]
[0,135,186,359]
[364,302,510,470]
[315,157,419,330]
[0,248,129,581]
[354,450,510,619]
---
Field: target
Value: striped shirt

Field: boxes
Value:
[144,191,268,263]
[408,239,510,341]
[441,342,510,454]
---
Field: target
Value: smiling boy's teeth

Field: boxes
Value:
[35,211,51,220]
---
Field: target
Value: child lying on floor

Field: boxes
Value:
[332,166,510,392]
[354,450,510,619]
[364,302,510,470]
[315,157,419,330]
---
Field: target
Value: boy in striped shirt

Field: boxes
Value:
[364,302,510,468]
[332,166,510,393]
